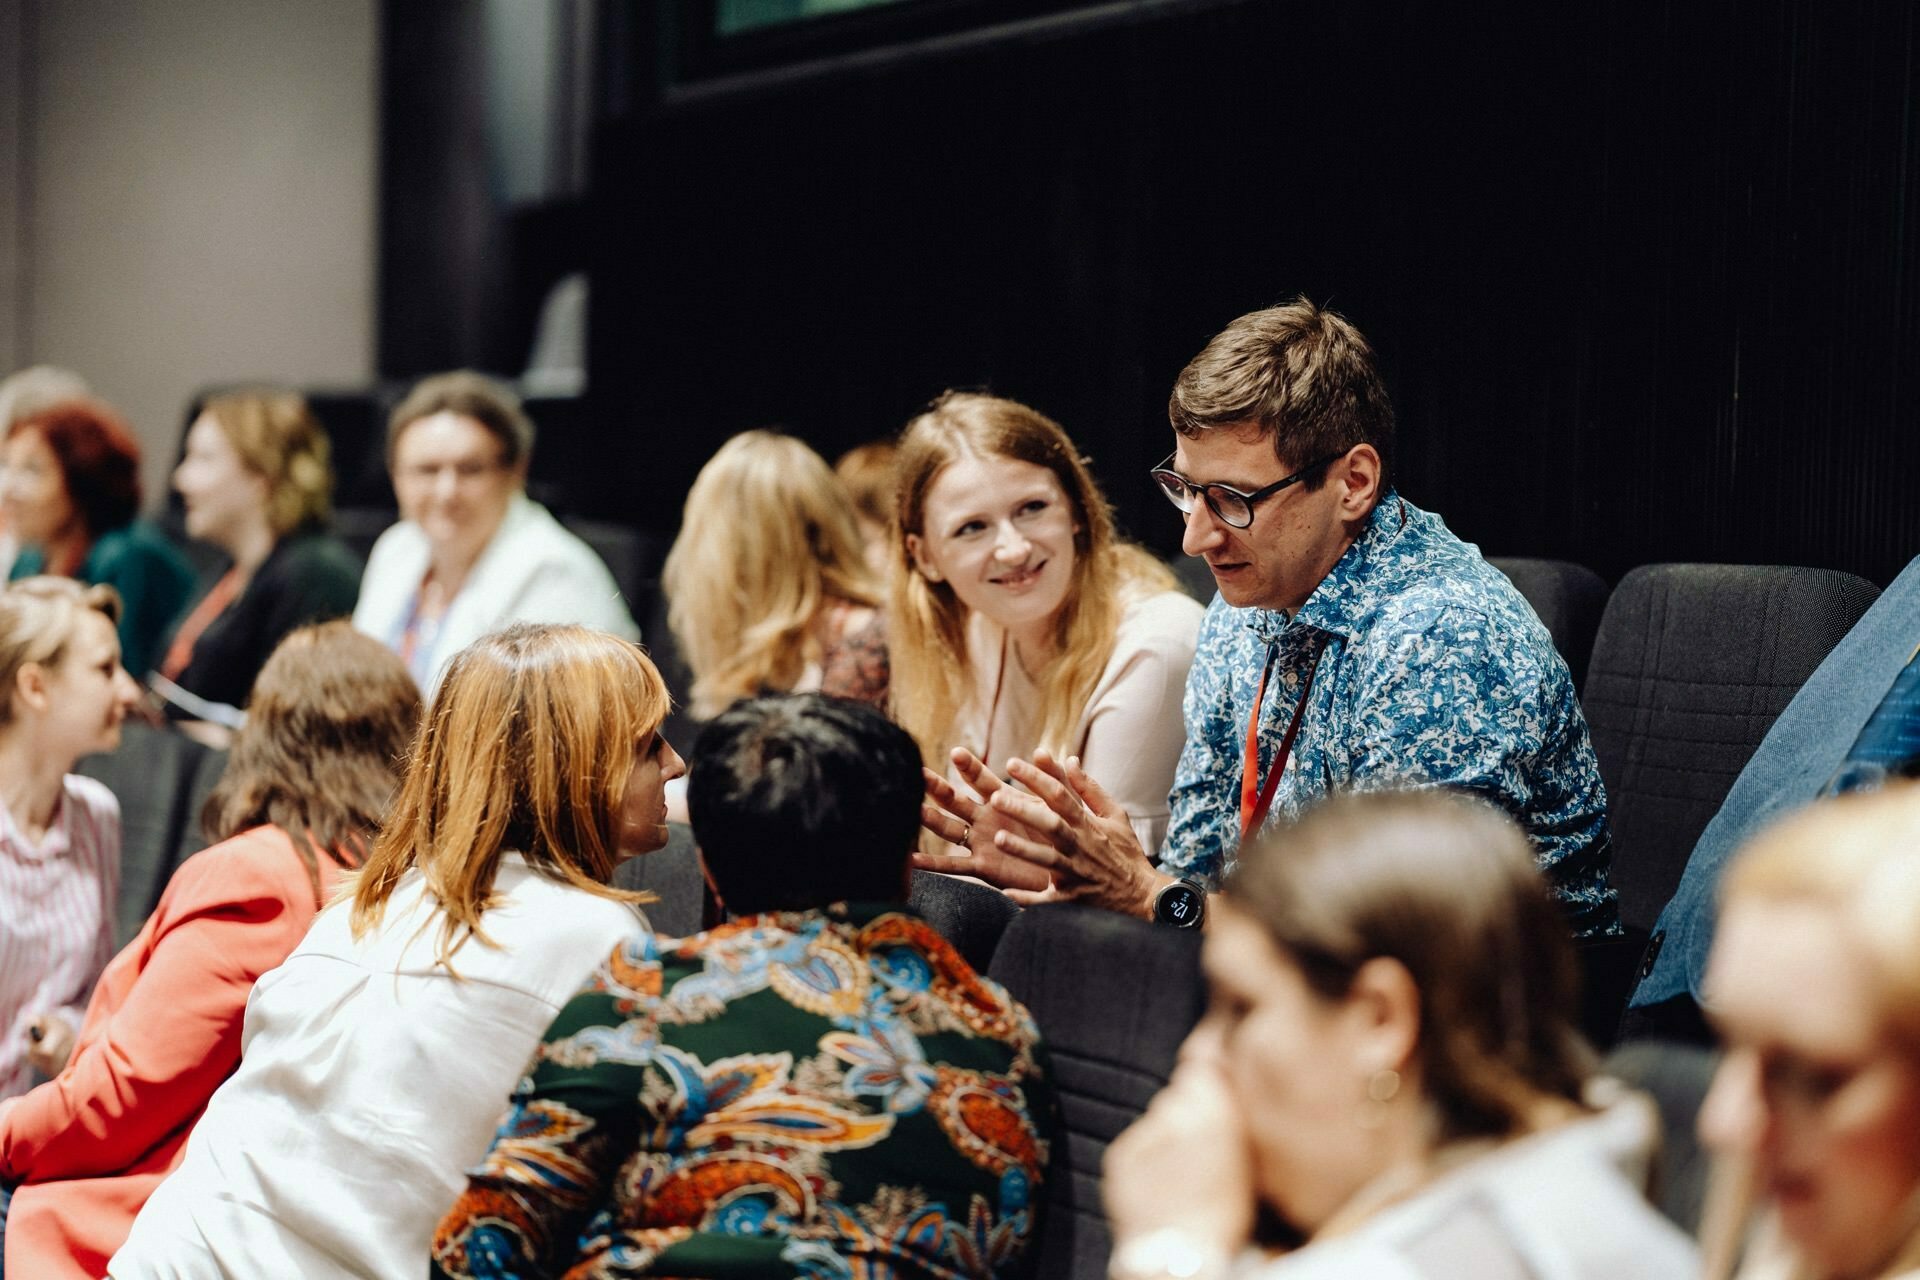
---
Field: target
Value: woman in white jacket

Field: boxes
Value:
[110,623,683,1279]
[352,371,637,695]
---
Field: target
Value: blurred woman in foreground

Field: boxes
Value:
[1698,784,1920,1280]
[0,623,418,1280]
[111,623,681,1278]
[1103,790,1696,1278]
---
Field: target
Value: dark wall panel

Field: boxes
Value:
[588,0,1920,586]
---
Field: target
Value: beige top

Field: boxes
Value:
[948,589,1202,855]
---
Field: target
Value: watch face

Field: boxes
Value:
[1156,881,1205,928]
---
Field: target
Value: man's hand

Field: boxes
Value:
[985,752,1172,918]
[25,1012,75,1078]
[914,750,1053,894]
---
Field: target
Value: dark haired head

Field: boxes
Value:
[688,693,922,914]
[10,398,142,538]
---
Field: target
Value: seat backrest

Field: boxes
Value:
[612,821,708,936]
[908,870,1020,973]
[1584,564,1878,932]
[988,904,1205,1280]
[560,515,663,629]
[1603,1040,1720,1236]
[1489,557,1610,691]
[78,722,212,947]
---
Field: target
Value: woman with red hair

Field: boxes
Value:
[2,400,194,677]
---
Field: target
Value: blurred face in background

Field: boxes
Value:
[1701,897,1920,1278]
[391,412,522,571]
[1,429,80,546]
[174,413,270,551]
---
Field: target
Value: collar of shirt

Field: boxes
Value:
[1245,490,1412,647]
[0,787,73,865]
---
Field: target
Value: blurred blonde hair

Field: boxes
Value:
[663,430,878,720]
[200,389,335,536]
[835,439,898,527]
[0,576,122,726]
[1700,784,1920,1280]
[347,623,666,966]
[887,391,1174,766]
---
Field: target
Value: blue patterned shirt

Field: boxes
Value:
[1159,492,1619,937]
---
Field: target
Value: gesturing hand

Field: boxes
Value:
[914,749,1053,894]
[983,751,1171,918]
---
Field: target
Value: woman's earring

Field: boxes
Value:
[1357,1068,1401,1130]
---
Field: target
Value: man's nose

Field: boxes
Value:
[1180,500,1225,558]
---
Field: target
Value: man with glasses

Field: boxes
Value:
[925,298,1617,938]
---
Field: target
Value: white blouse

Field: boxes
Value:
[1238,1089,1698,1280]
[110,855,645,1280]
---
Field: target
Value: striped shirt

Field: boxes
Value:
[0,775,120,1099]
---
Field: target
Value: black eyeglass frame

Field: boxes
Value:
[1149,450,1345,529]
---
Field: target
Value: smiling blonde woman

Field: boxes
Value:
[894,391,1201,882]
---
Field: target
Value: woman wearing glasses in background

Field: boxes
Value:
[896,391,1202,893]
[352,372,638,696]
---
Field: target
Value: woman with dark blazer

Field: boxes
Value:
[160,390,361,744]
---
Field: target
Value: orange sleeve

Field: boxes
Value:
[0,832,314,1183]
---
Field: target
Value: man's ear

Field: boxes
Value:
[905,532,943,583]
[1343,955,1422,1076]
[1332,444,1383,519]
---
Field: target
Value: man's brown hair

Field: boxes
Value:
[1169,297,1395,489]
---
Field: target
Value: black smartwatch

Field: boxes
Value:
[1151,877,1208,929]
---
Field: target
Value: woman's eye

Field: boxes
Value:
[953,520,985,538]
[1019,499,1049,516]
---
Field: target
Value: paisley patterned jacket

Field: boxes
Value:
[431,904,1053,1279]
[1160,491,1620,938]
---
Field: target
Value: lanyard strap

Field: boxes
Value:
[1240,638,1326,839]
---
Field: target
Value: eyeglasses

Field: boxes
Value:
[1149,451,1342,529]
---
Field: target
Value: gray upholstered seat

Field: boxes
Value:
[1489,557,1610,691]
[988,903,1205,1280]
[1584,564,1879,935]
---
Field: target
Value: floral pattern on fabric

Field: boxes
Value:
[431,904,1052,1279]
[1161,491,1619,937]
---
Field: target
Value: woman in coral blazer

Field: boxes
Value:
[0,623,419,1280]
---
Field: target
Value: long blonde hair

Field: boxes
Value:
[887,391,1174,766]
[348,623,666,964]
[663,430,878,720]
[1700,784,1920,1280]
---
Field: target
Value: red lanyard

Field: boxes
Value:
[1240,639,1326,839]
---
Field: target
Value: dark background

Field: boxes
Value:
[382,0,1920,586]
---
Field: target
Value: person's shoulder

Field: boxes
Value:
[91,522,192,579]
[162,825,312,906]
[1119,587,1208,639]
[62,771,120,822]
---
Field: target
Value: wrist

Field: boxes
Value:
[1134,868,1175,921]
[1110,1227,1234,1280]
